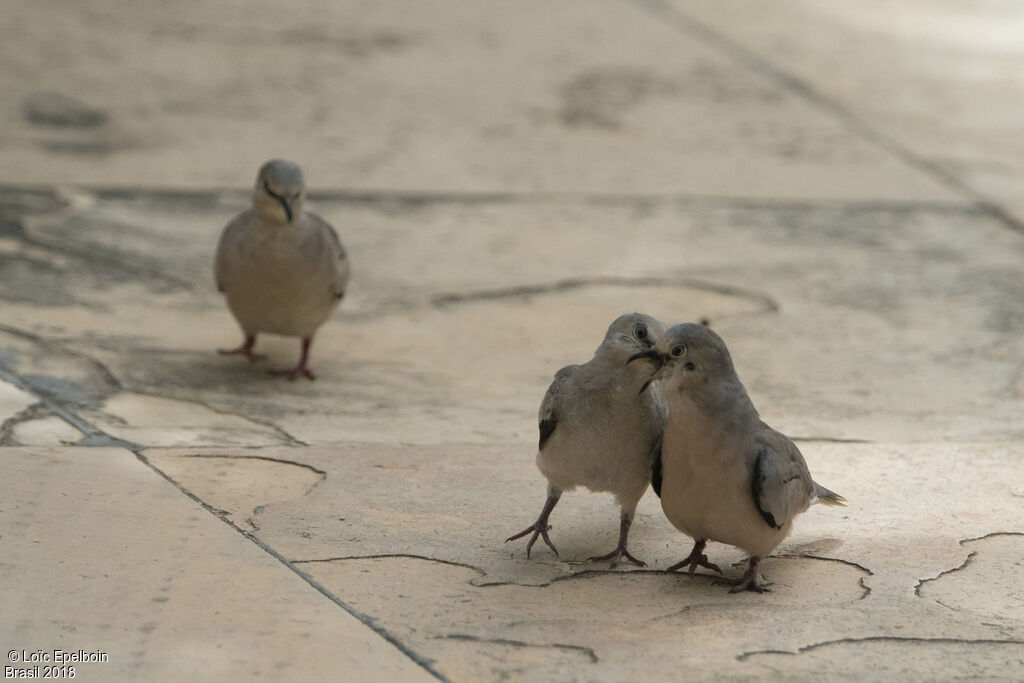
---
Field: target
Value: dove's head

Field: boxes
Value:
[594,313,666,366]
[629,321,735,394]
[254,159,305,224]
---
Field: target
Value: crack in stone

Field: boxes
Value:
[542,567,721,588]
[431,275,779,318]
[173,453,326,478]
[789,436,872,444]
[0,193,193,290]
[914,531,1024,597]
[962,531,1024,543]
[133,450,451,683]
[127,390,309,447]
[0,321,308,448]
[914,552,977,598]
[80,185,985,215]
[737,636,1024,662]
[777,553,873,600]
[293,554,487,576]
[0,322,122,393]
[509,553,871,596]
[0,403,54,445]
[623,0,1024,237]
[25,223,194,290]
[435,633,599,664]
[0,363,139,449]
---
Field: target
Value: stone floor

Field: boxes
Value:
[2,1,1023,681]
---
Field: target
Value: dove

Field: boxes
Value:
[506,313,668,567]
[215,160,350,380]
[630,322,845,592]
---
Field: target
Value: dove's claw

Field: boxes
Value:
[665,539,723,575]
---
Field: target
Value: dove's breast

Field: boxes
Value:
[660,409,790,558]
[220,217,341,337]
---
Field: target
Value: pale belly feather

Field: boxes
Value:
[225,230,338,337]
[660,425,789,558]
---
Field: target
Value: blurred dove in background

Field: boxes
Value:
[215,159,350,380]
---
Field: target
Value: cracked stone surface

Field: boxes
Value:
[0,380,37,429]
[671,0,1024,223]
[3,1,1024,681]
[132,442,1024,680]
[2,191,1023,446]
[0,447,432,682]
[1,0,955,200]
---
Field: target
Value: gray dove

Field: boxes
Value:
[630,322,845,592]
[506,313,668,568]
[215,160,350,380]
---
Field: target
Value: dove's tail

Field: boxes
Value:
[813,481,847,507]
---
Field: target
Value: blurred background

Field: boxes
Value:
[2,0,1022,446]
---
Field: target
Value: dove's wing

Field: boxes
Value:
[214,212,252,293]
[308,213,350,299]
[537,364,579,452]
[750,425,817,530]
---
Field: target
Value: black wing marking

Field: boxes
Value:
[539,416,557,451]
[537,365,578,453]
[752,448,781,530]
[651,435,663,498]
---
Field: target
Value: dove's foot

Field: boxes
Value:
[589,514,646,568]
[589,545,646,568]
[270,337,315,381]
[727,557,768,593]
[270,365,315,381]
[665,538,723,575]
[218,335,266,363]
[505,494,560,559]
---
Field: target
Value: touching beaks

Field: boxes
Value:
[628,348,664,395]
[627,348,662,366]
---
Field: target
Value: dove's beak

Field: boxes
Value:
[279,197,293,222]
[628,348,664,395]
[627,348,662,367]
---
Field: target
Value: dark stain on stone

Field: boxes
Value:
[20,375,104,409]
[38,140,126,157]
[0,187,67,217]
[24,92,108,129]
[559,66,673,129]
[280,26,416,57]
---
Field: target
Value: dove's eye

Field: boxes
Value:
[671,344,686,357]
[634,324,648,340]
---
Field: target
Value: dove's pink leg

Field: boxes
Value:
[270,337,316,381]
[728,556,767,593]
[588,513,646,568]
[218,334,266,363]
[505,493,561,559]
[665,538,723,575]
